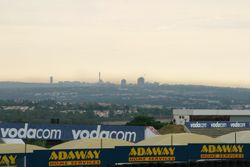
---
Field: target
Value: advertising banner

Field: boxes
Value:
[0,123,144,142]
[29,149,114,167]
[188,144,250,160]
[115,145,188,163]
[0,153,24,167]
[185,122,250,129]
[5,144,250,166]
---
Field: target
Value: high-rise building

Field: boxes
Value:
[137,77,145,86]
[121,79,127,87]
[50,76,53,84]
[98,72,103,83]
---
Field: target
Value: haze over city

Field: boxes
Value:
[0,0,250,87]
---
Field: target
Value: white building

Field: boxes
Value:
[173,109,250,125]
[94,110,110,118]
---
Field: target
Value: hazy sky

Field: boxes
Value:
[0,0,250,87]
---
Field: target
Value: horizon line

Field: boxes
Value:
[0,80,250,90]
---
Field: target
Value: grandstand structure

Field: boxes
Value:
[189,127,250,137]
[173,109,250,125]
[173,109,250,137]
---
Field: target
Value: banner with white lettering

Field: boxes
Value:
[185,122,250,129]
[0,123,144,143]
[28,149,114,167]
[188,144,250,160]
[115,146,188,163]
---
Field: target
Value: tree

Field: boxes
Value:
[126,115,165,129]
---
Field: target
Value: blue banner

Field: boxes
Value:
[188,144,250,160]
[0,153,24,167]
[0,123,144,142]
[4,144,250,166]
[28,149,114,167]
[185,121,250,129]
[115,146,188,163]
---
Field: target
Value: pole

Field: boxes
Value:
[171,135,173,146]
[235,132,237,144]
[24,142,27,167]
[101,138,103,149]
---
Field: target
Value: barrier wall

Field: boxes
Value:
[2,144,250,167]
[0,123,145,143]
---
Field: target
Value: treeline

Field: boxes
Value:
[1,83,250,108]
[0,100,172,125]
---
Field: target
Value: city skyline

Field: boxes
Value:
[0,0,250,88]
[1,74,250,89]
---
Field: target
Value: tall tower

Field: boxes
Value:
[98,72,103,83]
[50,76,53,84]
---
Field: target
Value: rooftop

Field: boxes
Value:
[173,109,250,116]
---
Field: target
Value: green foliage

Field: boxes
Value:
[0,99,171,125]
[25,139,48,148]
[126,115,165,129]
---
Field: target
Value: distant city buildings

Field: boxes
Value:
[50,76,53,84]
[120,79,127,88]
[47,75,149,86]
[94,110,110,118]
[137,77,145,86]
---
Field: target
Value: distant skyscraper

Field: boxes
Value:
[98,72,103,83]
[50,76,53,84]
[121,79,127,87]
[137,77,145,86]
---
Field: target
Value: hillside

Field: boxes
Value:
[159,124,186,134]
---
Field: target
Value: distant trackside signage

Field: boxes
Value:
[186,121,250,129]
[0,123,145,142]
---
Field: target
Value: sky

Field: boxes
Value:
[0,0,250,87]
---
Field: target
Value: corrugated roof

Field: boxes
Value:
[50,138,133,150]
[217,130,250,143]
[173,109,250,116]
[0,144,46,153]
[136,133,219,145]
